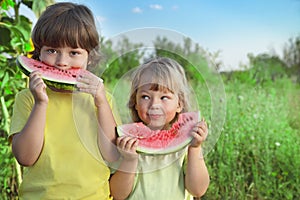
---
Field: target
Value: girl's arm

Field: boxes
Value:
[185,120,210,197]
[185,146,210,197]
[12,71,48,166]
[110,136,138,200]
[76,73,119,162]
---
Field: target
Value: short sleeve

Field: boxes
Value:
[9,89,34,139]
[182,152,188,175]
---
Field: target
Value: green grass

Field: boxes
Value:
[202,79,300,199]
[1,77,299,199]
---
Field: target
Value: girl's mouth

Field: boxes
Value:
[148,114,163,119]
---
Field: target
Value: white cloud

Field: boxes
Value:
[171,5,179,10]
[150,4,163,10]
[96,16,106,23]
[132,7,143,13]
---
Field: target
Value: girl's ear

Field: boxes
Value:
[176,101,183,113]
[135,103,138,111]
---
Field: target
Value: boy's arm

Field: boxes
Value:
[12,103,47,166]
[76,73,119,162]
[95,96,120,162]
[12,71,48,166]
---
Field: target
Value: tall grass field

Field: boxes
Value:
[1,74,299,199]
[201,78,300,199]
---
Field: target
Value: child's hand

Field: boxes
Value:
[29,71,48,104]
[76,71,105,107]
[116,136,139,161]
[189,119,208,148]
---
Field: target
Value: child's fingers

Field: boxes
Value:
[76,74,103,97]
[116,136,139,161]
[77,71,103,86]
[76,78,103,89]
[29,71,47,90]
[192,122,208,140]
[117,136,138,151]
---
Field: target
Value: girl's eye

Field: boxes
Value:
[161,96,169,100]
[141,95,150,100]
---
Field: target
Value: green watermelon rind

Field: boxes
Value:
[16,55,77,91]
[44,80,75,91]
[136,135,194,155]
[117,111,201,155]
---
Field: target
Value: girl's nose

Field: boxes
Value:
[150,98,161,109]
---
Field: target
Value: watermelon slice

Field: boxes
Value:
[117,111,200,154]
[16,55,87,91]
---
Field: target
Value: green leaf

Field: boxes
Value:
[0,27,11,46]
[32,0,55,18]
[0,72,9,89]
[4,88,13,95]
[24,41,34,52]
[16,15,32,40]
[0,0,15,10]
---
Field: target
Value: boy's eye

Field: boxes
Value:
[47,49,57,54]
[70,51,80,56]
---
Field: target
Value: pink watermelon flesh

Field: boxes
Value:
[117,111,200,154]
[16,55,88,91]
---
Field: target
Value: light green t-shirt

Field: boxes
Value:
[126,149,188,200]
[9,88,114,200]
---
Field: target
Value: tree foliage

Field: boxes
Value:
[99,37,145,89]
[283,35,300,82]
[0,0,53,198]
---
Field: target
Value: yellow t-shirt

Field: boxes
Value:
[9,88,115,200]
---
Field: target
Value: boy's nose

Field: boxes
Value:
[55,54,69,68]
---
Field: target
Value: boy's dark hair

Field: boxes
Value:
[31,2,101,68]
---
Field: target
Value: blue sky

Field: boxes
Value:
[22,0,300,71]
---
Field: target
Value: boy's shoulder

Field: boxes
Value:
[14,88,34,103]
[16,88,32,97]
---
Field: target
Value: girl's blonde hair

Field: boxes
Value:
[31,2,101,68]
[128,57,191,122]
